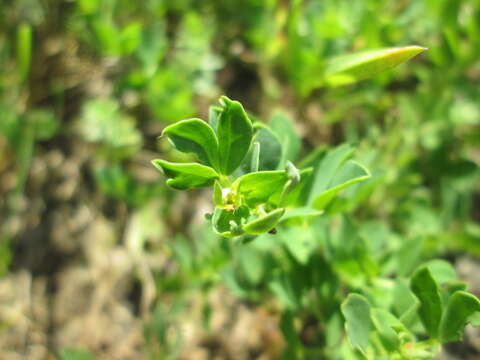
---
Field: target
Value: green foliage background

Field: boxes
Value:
[0,0,479,359]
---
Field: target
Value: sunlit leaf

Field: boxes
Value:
[324,46,427,86]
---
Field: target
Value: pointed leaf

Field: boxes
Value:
[439,291,480,343]
[410,267,443,338]
[217,96,253,175]
[341,294,372,354]
[324,46,427,86]
[152,160,218,190]
[243,208,285,235]
[162,118,219,169]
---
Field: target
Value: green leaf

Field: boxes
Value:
[211,206,250,238]
[243,208,285,235]
[410,267,443,338]
[217,96,253,175]
[280,226,317,264]
[269,111,301,166]
[59,348,95,360]
[241,124,282,172]
[152,160,218,190]
[307,144,354,204]
[371,309,401,353]
[162,118,219,169]
[280,207,324,222]
[213,181,223,207]
[439,291,480,343]
[469,312,480,326]
[425,259,457,285]
[16,23,32,82]
[341,294,372,355]
[324,46,427,86]
[233,170,288,208]
[311,160,370,210]
[208,105,222,132]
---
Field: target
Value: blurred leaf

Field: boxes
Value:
[238,246,263,285]
[217,96,253,175]
[425,259,457,285]
[281,226,317,264]
[79,99,142,157]
[121,22,142,54]
[341,293,372,354]
[16,23,32,82]
[396,237,424,277]
[439,291,480,343]
[371,309,401,353]
[410,267,443,338]
[162,118,220,170]
[151,160,218,190]
[0,238,12,277]
[324,46,427,86]
[469,312,480,326]
[281,207,324,223]
[311,160,370,210]
[59,348,95,360]
[27,109,59,140]
[307,144,354,205]
[146,69,195,122]
[241,124,282,172]
[269,111,301,166]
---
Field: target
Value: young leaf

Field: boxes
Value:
[162,118,219,169]
[233,170,288,208]
[243,208,285,235]
[439,291,480,343]
[152,160,218,190]
[324,46,427,86]
[217,96,253,175]
[410,267,443,338]
[341,294,372,355]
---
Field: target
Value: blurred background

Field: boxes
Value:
[0,0,479,359]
